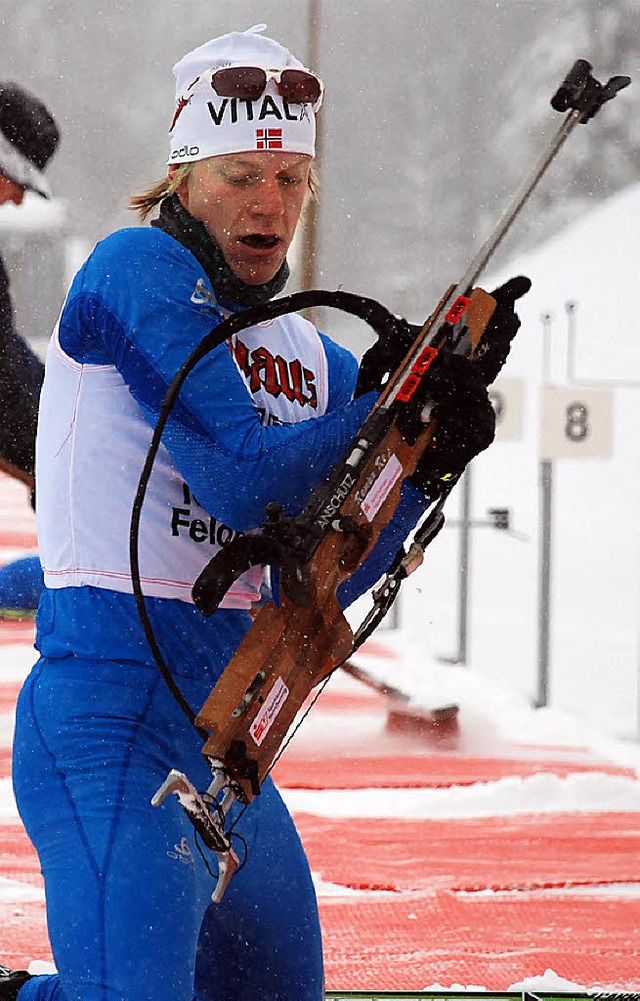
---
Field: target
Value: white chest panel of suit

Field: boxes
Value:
[36,313,328,607]
[228,313,328,425]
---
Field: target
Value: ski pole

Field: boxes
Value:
[378,59,631,405]
[462,58,630,291]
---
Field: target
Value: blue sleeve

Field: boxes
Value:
[58,229,375,531]
[318,333,433,607]
[319,332,359,409]
[337,479,430,608]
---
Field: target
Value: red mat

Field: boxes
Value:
[0,825,43,887]
[295,811,640,893]
[0,682,24,717]
[0,620,35,647]
[272,753,634,789]
[0,530,36,550]
[1,902,51,970]
[2,818,640,988]
[0,824,50,968]
[320,890,640,991]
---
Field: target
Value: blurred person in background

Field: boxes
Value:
[0,83,58,616]
[0,82,58,489]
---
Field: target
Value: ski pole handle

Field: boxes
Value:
[551,58,630,120]
[464,59,630,288]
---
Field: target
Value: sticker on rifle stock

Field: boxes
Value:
[250,676,289,746]
[360,453,402,522]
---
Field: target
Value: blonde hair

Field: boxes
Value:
[128,162,318,223]
[128,163,195,222]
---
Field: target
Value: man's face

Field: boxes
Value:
[0,174,25,206]
[175,151,311,286]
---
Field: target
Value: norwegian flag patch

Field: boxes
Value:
[256,128,283,150]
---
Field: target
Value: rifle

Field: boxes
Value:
[141,60,629,902]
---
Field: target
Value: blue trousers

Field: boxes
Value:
[12,657,324,1000]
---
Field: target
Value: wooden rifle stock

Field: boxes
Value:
[195,287,497,802]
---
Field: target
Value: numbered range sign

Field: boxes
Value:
[488,378,525,441]
[541,386,613,460]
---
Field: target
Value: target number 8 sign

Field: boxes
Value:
[541,387,612,460]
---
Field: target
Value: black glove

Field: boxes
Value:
[355,319,416,398]
[472,275,531,386]
[410,353,496,497]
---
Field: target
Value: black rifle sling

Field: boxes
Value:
[129,287,409,734]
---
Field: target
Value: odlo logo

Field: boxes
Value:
[167,837,195,867]
[170,144,200,160]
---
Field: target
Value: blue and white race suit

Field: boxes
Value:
[12,225,428,1001]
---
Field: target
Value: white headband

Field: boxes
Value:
[168,25,319,164]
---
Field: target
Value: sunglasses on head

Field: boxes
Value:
[191,65,324,111]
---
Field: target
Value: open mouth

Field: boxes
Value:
[238,234,280,250]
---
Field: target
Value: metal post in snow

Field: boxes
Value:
[536,311,554,708]
[537,460,553,708]
[457,466,472,665]
[437,465,472,665]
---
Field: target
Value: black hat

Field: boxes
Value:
[0,83,60,198]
